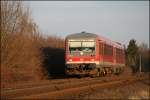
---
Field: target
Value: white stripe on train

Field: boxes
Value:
[66,61,125,67]
[66,61,99,65]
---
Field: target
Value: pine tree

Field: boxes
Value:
[126,39,139,73]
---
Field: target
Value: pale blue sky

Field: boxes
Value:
[26,1,149,47]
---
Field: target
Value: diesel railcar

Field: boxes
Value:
[65,32,125,77]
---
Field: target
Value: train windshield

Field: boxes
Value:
[68,41,95,56]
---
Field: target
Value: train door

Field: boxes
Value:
[99,40,104,66]
[98,40,106,76]
[113,46,116,66]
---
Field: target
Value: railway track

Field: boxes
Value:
[1,74,148,99]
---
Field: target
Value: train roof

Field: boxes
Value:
[98,35,124,49]
[66,32,98,39]
[66,32,124,49]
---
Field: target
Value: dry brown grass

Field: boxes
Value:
[1,1,65,87]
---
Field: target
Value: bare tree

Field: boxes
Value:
[1,1,66,84]
[138,43,149,72]
[1,1,45,83]
[1,1,22,33]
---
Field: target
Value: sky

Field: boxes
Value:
[26,1,149,47]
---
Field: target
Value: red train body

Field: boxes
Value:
[65,32,125,76]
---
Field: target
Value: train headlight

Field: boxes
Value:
[80,51,83,55]
[69,59,72,61]
[91,59,95,61]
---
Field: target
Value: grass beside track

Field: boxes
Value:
[15,76,148,99]
[1,74,148,99]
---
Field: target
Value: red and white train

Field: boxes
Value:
[65,32,125,77]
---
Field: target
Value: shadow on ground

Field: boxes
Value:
[41,47,67,79]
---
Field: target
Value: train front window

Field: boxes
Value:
[68,41,95,56]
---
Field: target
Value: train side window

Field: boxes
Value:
[99,43,103,55]
[109,46,113,56]
[104,44,107,55]
[116,48,124,60]
[104,44,113,56]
